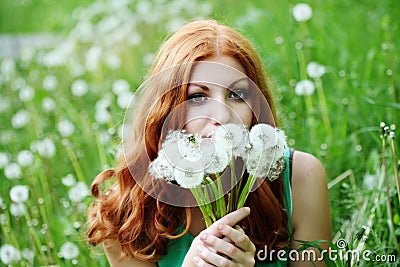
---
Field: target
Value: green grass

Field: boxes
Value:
[0,0,399,266]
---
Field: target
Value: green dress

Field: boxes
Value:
[157,148,293,266]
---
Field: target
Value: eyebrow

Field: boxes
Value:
[188,77,249,91]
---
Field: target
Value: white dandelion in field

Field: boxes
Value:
[112,79,130,95]
[42,97,56,112]
[95,109,111,124]
[57,119,75,137]
[17,150,34,166]
[0,244,21,265]
[31,138,56,158]
[99,131,111,145]
[62,174,76,187]
[294,80,315,96]
[293,3,313,22]
[0,95,10,112]
[11,110,30,129]
[306,62,326,79]
[0,58,16,81]
[68,182,90,203]
[19,85,35,101]
[71,79,89,97]
[0,152,10,168]
[117,91,135,109]
[104,52,121,69]
[59,242,80,260]
[4,163,21,179]
[10,203,25,217]
[85,46,102,72]
[11,77,26,91]
[128,32,142,46]
[22,248,34,263]
[42,75,58,91]
[10,185,29,203]
[363,173,377,191]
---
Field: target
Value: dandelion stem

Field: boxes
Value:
[381,135,400,251]
[388,136,400,206]
[65,143,86,183]
[315,77,332,139]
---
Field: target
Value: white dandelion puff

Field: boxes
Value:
[0,152,10,168]
[295,80,315,96]
[10,185,29,203]
[21,248,34,263]
[4,163,22,179]
[173,168,204,188]
[11,110,30,129]
[59,242,80,260]
[57,119,75,137]
[31,138,56,158]
[293,3,313,22]
[42,75,58,91]
[17,150,34,166]
[0,244,21,265]
[19,85,35,101]
[10,203,25,217]
[95,109,111,124]
[306,62,326,79]
[117,91,135,109]
[214,124,249,158]
[112,79,130,95]
[71,79,89,97]
[68,182,90,203]
[62,174,76,187]
[149,149,175,181]
[42,97,56,112]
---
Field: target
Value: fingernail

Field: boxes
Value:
[200,233,208,240]
[244,207,250,213]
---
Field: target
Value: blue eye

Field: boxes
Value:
[229,89,248,100]
[187,94,207,103]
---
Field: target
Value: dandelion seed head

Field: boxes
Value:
[11,110,31,129]
[22,248,34,262]
[42,97,56,112]
[306,62,326,79]
[0,152,10,169]
[294,80,315,96]
[173,168,204,188]
[10,185,29,203]
[293,3,313,22]
[71,79,89,97]
[117,90,134,109]
[0,244,21,265]
[4,163,22,179]
[17,150,34,166]
[62,174,76,187]
[10,202,25,217]
[68,182,90,203]
[95,109,111,124]
[57,119,75,137]
[19,85,35,101]
[43,75,58,91]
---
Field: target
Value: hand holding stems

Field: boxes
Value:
[182,207,256,267]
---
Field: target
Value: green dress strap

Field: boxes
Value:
[157,147,293,267]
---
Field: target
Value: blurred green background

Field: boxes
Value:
[0,0,399,266]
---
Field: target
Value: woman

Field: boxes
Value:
[87,19,331,266]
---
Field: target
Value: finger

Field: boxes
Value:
[234,225,245,234]
[217,224,255,252]
[197,244,233,266]
[200,232,246,262]
[193,256,214,267]
[205,207,250,237]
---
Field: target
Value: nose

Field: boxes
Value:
[208,98,231,125]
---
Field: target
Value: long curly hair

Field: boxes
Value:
[87,19,289,262]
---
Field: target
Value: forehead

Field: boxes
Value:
[189,57,247,87]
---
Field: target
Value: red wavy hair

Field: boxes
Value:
[87,19,289,262]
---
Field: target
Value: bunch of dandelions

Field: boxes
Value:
[149,123,287,227]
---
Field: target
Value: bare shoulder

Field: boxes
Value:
[103,241,157,267]
[290,150,332,244]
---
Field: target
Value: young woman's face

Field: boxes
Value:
[184,55,254,138]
